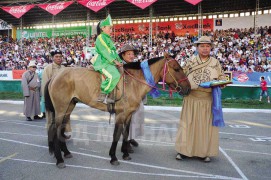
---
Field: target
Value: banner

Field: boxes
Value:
[126,0,157,9]
[78,0,115,12]
[113,19,213,36]
[16,26,92,39]
[12,70,26,79]
[1,5,35,18]
[184,0,202,5]
[37,1,73,15]
[232,72,271,86]
[0,71,13,80]
[0,19,12,30]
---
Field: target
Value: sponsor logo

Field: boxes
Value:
[132,0,155,3]
[0,74,8,77]
[9,6,27,14]
[87,0,107,7]
[175,23,183,29]
[46,2,65,11]
[237,74,249,82]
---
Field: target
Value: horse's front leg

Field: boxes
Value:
[121,120,132,161]
[109,123,123,165]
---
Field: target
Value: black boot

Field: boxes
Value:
[42,112,46,119]
[129,139,139,147]
[34,115,43,120]
[26,117,32,121]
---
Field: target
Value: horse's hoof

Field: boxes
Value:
[123,155,132,161]
[64,153,73,158]
[65,135,71,140]
[127,146,134,153]
[57,162,66,169]
[110,160,120,166]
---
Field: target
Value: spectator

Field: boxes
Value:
[21,61,42,121]
[259,76,270,103]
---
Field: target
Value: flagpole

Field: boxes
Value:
[87,10,90,47]
[149,6,153,47]
[20,17,23,53]
[52,15,55,48]
[198,2,202,38]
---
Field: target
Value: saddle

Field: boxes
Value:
[88,65,125,119]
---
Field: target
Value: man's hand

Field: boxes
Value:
[114,60,123,67]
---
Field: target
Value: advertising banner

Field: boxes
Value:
[232,72,271,86]
[16,26,92,39]
[1,5,35,18]
[113,19,213,36]
[0,19,12,30]
[78,0,115,12]
[126,0,157,9]
[37,1,73,15]
[184,0,202,5]
[0,71,13,80]
[12,70,26,79]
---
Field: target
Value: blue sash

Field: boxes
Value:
[140,60,160,98]
[200,82,225,127]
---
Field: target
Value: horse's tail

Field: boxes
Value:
[44,79,56,155]
[44,79,54,113]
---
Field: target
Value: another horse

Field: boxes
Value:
[45,54,191,168]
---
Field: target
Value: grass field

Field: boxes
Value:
[0,92,270,109]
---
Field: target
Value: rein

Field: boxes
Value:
[123,59,188,93]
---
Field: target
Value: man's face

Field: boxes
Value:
[197,43,211,57]
[53,54,62,65]
[122,50,135,63]
[29,66,37,72]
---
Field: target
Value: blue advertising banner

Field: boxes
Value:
[232,72,271,86]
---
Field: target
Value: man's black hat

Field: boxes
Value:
[50,49,62,57]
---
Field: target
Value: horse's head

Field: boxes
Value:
[160,53,191,96]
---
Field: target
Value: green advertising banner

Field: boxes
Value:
[16,26,92,39]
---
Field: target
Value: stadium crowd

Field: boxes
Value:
[0,26,271,72]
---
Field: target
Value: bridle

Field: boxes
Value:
[162,58,188,94]
[123,58,188,93]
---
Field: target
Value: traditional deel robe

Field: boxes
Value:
[121,61,145,139]
[175,55,225,158]
[91,32,122,94]
[37,68,45,113]
[129,99,145,140]
[41,62,71,132]
[21,70,41,117]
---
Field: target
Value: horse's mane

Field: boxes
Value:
[123,56,164,70]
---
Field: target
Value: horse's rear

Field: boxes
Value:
[48,67,107,119]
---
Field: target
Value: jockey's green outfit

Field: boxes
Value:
[91,14,122,96]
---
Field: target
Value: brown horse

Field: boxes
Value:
[45,54,191,168]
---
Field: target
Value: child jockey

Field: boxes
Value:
[91,14,122,104]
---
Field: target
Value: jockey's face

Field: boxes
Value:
[102,26,112,35]
[53,54,63,65]
[122,50,135,63]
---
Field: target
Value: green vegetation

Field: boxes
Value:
[146,96,271,109]
[0,92,270,109]
[0,92,24,100]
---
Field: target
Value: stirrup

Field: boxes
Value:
[103,95,115,104]
[97,93,106,102]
